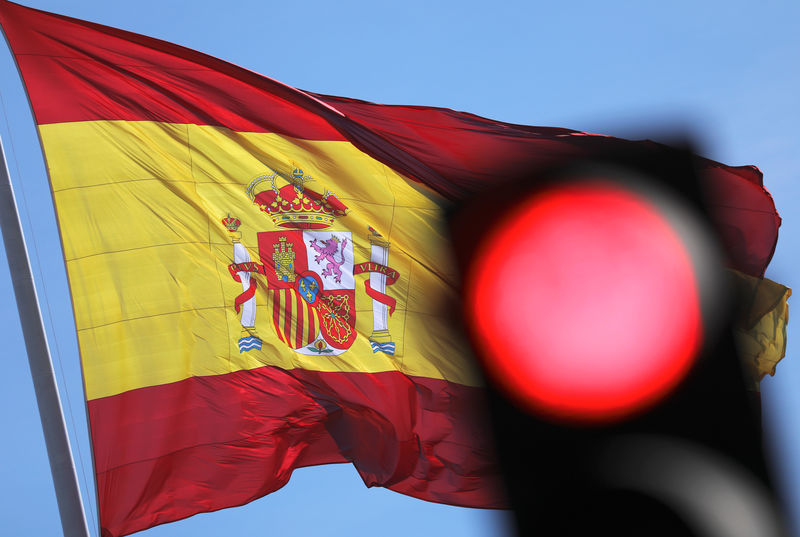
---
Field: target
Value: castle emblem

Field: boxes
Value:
[223,166,400,356]
[272,237,296,283]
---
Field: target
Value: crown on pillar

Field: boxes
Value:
[222,214,241,232]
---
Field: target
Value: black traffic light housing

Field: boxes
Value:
[449,141,787,536]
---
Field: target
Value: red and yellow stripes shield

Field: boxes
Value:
[271,288,318,350]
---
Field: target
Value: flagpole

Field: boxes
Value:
[0,136,91,537]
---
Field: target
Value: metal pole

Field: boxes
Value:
[0,136,90,537]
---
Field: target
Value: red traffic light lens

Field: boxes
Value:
[465,181,704,423]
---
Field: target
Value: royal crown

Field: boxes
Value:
[246,167,347,230]
[221,214,241,232]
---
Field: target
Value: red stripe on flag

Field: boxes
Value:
[89,368,504,537]
[0,1,345,139]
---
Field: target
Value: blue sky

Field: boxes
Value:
[0,1,798,535]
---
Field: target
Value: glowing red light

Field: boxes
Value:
[465,182,703,422]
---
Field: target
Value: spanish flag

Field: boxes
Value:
[0,2,784,537]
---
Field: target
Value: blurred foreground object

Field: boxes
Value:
[452,147,791,536]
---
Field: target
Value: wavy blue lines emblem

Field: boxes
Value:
[238,336,262,353]
[369,341,395,355]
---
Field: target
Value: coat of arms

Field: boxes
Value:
[223,167,399,356]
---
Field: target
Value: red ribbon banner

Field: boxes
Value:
[354,262,400,315]
[228,262,267,313]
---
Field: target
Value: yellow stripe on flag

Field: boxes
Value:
[41,120,481,399]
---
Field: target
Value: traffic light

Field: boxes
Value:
[450,142,789,536]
